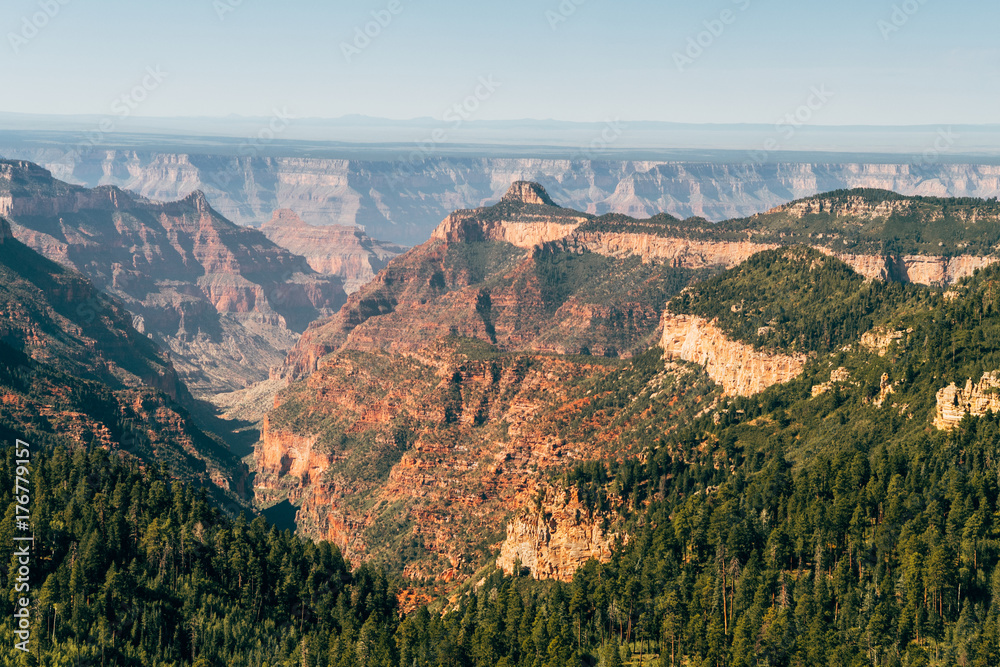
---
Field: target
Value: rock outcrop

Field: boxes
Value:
[934,372,1000,430]
[261,209,406,294]
[860,328,911,356]
[497,487,616,582]
[0,217,11,244]
[661,314,807,396]
[574,232,779,268]
[254,418,334,507]
[899,255,997,287]
[811,367,851,397]
[502,180,559,207]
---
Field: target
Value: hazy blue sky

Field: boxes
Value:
[2,0,997,125]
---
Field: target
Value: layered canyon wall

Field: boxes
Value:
[660,314,808,397]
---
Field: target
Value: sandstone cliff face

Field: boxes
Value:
[1,160,347,397]
[432,212,584,248]
[0,217,11,243]
[496,486,615,582]
[254,418,334,507]
[575,232,778,269]
[899,255,997,287]
[261,209,406,294]
[434,206,994,290]
[661,314,807,396]
[860,328,911,356]
[934,372,1000,430]
[12,149,1000,246]
[571,233,993,287]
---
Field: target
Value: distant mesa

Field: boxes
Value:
[262,208,407,294]
[265,208,310,228]
[501,181,560,207]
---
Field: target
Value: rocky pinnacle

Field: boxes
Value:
[501,181,559,207]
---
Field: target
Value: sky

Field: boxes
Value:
[1,0,998,127]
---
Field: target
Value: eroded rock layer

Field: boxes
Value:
[934,372,1000,430]
[0,224,246,500]
[254,339,714,579]
[496,486,616,582]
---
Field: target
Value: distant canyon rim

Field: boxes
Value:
[1,147,998,245]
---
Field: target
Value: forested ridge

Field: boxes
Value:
[9,253,1000,666]
[1,447,398,666]
[669,247,922,355]
[580,189,1000,256]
